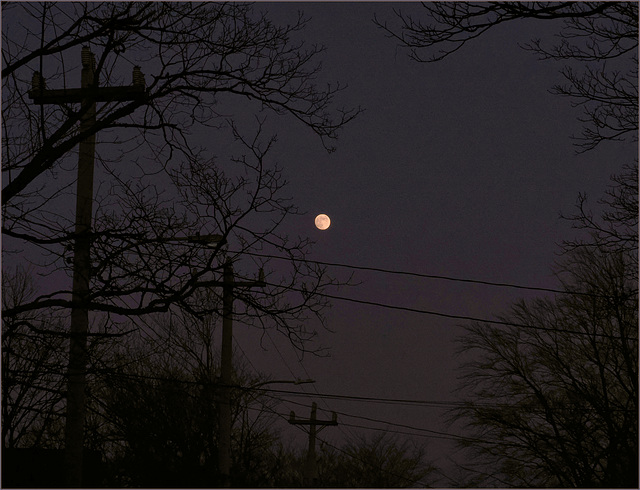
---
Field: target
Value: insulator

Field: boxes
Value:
[132,66,145,88]
[31,71,45,91]
[81,46,93,68]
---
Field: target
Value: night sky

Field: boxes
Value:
[220,2,633,477]
[4,2,636,485]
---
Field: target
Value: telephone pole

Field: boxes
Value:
[29,46,145,488]
[218,259,265,487]
[289,402,338,486]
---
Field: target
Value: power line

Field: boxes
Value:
[252,391,633,461]
[256,387,464,407]
[234,250,610,298]
[247,400,432,488]
[336,420,470,443]
[259,280,637,341]
[89,369,636,416]
[255,395,469,442]
[251,387,637,414]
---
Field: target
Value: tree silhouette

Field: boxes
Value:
[2,4,358,486]
[2,2,358,204]
[375,6,638,484]
[81,298,282,487]
[450,171,638,487]
[2,266,67,450]
[2,2,358,327]
[375,2,638,152]
[274,432,434,488]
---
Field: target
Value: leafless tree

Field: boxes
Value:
[85,301,281,487]
[1,266,67,449]
[374,2,638,152]
[2,3,358,486]
[2,1,358,345]
[2,2,358,203]
[275,432,434,488]
[375,7,638,485]
[562,162,638,273]
[450,175,638,487]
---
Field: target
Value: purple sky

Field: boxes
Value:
[5,2,635,484]
[222,2,633,478]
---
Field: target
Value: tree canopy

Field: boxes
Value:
[375,2,638,152]
[374,5,639,485]
[2,1,359,344]
[450,168,638,487]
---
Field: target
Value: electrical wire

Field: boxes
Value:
[255,387,462,407]
[232,250,613,298]
[248,389,625,463]
[251,393,464,443]
[333,420,466,443]
[258,280,637,341]
[241,401,432,487]
[89,369,636,416]
[248,386,637,414]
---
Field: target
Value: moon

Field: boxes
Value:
[314,214,331,230]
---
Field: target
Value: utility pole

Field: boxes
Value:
[29,46,145,488]
[218,259,265,487]
[289,402,338,486]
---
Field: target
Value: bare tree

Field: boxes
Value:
[450,173,638,487]
[2,3,358,486]
[274,432,434,488]
[374,2,638,152]
[562,162,638,272]
[329,432,434,488]
[2,2,358,324]
[1,266,67,449]
[87,303,281,487]
[375,8,638,484]
[2,2,358,204]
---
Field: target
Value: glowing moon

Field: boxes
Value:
[314,214,331,230]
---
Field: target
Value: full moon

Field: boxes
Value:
[314,214,331,230]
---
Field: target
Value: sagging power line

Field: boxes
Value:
[257,279,637,341]
[232,250,616,299]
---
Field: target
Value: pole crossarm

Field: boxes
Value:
[289,410,338,426]
[289,402,337,486]
[29,64,147,105]
[28,85,146,104]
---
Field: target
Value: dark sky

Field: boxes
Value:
[220,2,633,478]
[5,2,635,484]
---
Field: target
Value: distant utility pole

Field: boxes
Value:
[29,46,146,488]
[289,402,338,486]
[218,259,265,487]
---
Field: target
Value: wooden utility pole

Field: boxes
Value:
[289,402,338,486]
[29,46,145,488]
[218,259,265,487]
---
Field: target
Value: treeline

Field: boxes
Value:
[2,286,434,488]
